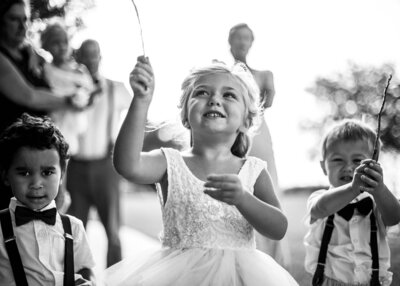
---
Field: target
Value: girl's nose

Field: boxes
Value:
[207,95,221,106]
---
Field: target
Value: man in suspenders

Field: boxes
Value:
[67,39,132,267]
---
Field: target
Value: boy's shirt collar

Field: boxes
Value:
[9,197,57,213]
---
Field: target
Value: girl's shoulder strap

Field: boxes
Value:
[240,156,268,190]
[160,147,180,161]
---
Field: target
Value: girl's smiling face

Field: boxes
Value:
[187,73,248,137]
[4,147,63,210]
[321,140,372,187]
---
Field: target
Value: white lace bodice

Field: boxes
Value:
[157,148,268,250]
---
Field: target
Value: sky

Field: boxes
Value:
[72,0,400,190]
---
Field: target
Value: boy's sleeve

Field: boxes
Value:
[305,189,325,225]
[70,217,96,272]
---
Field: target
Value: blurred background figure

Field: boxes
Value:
[0,0,80,210]
[41,21,94,155]
[67,39,131,267]
[228,23,291,269]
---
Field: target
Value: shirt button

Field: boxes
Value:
[353,239,358,244]
[38,229,46,238]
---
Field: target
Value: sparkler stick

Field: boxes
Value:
[371,74,392,161]
[130,0,146,57]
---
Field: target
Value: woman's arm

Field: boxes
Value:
[113,56,166,184]
[0,52,69,111]
[261,70,275,109]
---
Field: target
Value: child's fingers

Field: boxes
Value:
[206,174,238,183]
[132,65,153,81]
[363,167,382,182]
[361,158,375,165]
[361,174,378,187]
[204,180,236,190]
[360,185,375,193]
[136,56,153,76]
[204,189,224,200]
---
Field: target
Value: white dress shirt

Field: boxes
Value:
[74,76,131,160]
[0,198,95,286]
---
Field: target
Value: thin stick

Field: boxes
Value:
[130,0,146,57]
[372,74,392,161]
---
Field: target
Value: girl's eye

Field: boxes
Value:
[353,159,362,165]
[193,90,208,97]
[224,92,237,99]
[331,158,343,163]
[18,171,30,176]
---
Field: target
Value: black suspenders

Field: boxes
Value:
[60,214,75,286]
[0,209,28,286]
[312,214,334,286]
[0,209,75,286]
[312,212,381,286]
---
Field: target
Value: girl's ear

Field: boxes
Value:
[238,117,251,133]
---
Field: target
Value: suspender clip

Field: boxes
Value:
[317,262,325,266]
[64,233,73,241]
[4,235,16,243]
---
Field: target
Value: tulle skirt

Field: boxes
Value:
[102,247,298,286]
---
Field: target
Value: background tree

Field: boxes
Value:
[302,62,400,157]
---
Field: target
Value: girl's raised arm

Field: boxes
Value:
[113,56,166,184]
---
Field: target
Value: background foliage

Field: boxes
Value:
[303,62,400,156]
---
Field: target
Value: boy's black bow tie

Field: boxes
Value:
[337,197,373,221]
[15,206,57,226]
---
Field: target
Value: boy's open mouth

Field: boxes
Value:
[340,175,353,183]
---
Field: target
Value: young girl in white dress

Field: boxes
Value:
[106,56,298,285]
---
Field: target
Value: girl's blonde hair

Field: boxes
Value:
[178,62,262,158]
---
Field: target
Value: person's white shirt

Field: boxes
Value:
[74,76,132,160]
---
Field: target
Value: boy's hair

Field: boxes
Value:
[321,119,379,160]
[228,23,254,45]
[178,62,261,158]
[0,113,70,172]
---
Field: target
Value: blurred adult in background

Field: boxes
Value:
[0,0,83,210]
[67,39,131,267]
[41,22,94,155]
[228,23,291,269]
